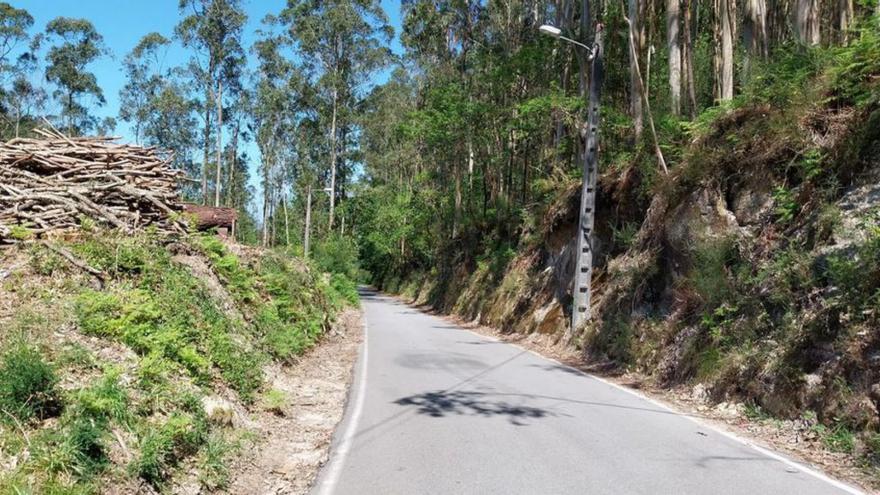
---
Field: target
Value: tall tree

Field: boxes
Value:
[0,6,43,138]
[119,33,170,144]
[628,0,644,138]
[667,0,681,115]
[714,0,735,101]
[280,0,392,229]
[176,0,246,206]
[44,17,105,135]
[796,0,821,45]
[0,3,33,74]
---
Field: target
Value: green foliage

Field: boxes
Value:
[192,234,257,303]
[73,234,265,401]
[328,273,359,307]
[261,389,287,415]
[831,17,880,106]
[814,421,857,454]
[134,412,207,487]
[313,233,361,281]
[0,343,59,422]
[9,224,33,241]
[689,237,738,311]
[741,46,824,106]
[772,186,799,223]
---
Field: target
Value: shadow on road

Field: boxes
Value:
[394,390,554,426]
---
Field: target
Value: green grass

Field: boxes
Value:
[0,343,60,423]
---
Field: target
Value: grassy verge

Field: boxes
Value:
[0,231,358,493]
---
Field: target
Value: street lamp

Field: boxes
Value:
[540,23,604,335]
[539,24,594,54]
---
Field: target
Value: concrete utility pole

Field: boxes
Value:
[540,23,605,333]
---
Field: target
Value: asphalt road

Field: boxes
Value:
[312,289,861,495]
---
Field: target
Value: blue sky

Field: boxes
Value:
[16,0,404,212]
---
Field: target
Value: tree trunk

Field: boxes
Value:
[214,79,223,207]
[743,0,768,80]
[683,0,698,117]
[328,86,338,229]
[625,8,669,174]
[796,0,821,45]
[667,0,682,115]
[838,0,854,44]
[202,93,211,206]
[715,0,735,101]
[229,120,239,208]
[282,189,290,246]
[628,0,644,139]
[261,177,269,247]
[181,204,238,230]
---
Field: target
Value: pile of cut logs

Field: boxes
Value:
[0,128,187,241]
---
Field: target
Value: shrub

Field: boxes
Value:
[329,273,360,307]
[135,412,207,487]
[313,233,361,281]
[0,343,60,422]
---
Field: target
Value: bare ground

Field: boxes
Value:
[396,294,877,494]
[226,308,363,495]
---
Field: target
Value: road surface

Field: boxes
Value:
[312,289,861,495]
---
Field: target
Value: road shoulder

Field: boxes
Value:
[227,308,364,494]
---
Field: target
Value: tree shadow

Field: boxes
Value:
[393,390,554,426]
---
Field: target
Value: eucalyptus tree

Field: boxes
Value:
[251,23,296,247]
[0,3,33,75]
[176,0,247,206]
[119,33,170,144]
[279,0,393,229]
[43,17,106,135]
[145,75,199,197]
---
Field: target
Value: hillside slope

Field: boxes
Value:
[0,232,358,493]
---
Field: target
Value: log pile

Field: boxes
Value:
[0,127,187,242]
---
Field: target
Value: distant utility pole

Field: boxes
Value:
[540,23,605,334]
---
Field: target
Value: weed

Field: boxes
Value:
[135,412,207,487]
[197,432,237,490]
[329,273,360,307]
[261,389,287,415]
[689,237,738,311]
[744,402,772,421]
[0,343,60,422]
[772,186,798,223]
[814,421,857,454]
[9,225,34,241]
[56,343,96,370]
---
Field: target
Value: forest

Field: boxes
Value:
[0,0,874,275]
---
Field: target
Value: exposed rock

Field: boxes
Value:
[533,301,563,334]
[201,396,234,426]
[691,383,710,403]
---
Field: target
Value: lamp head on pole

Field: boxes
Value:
[538,24,562,38]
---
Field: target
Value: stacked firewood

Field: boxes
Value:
[0,127,187,242]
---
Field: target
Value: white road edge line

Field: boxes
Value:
[316,317,370,495]
[471,330,865,495]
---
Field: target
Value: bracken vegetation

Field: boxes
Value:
[0,232,357,493]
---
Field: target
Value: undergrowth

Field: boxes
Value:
[0,231,355,493]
